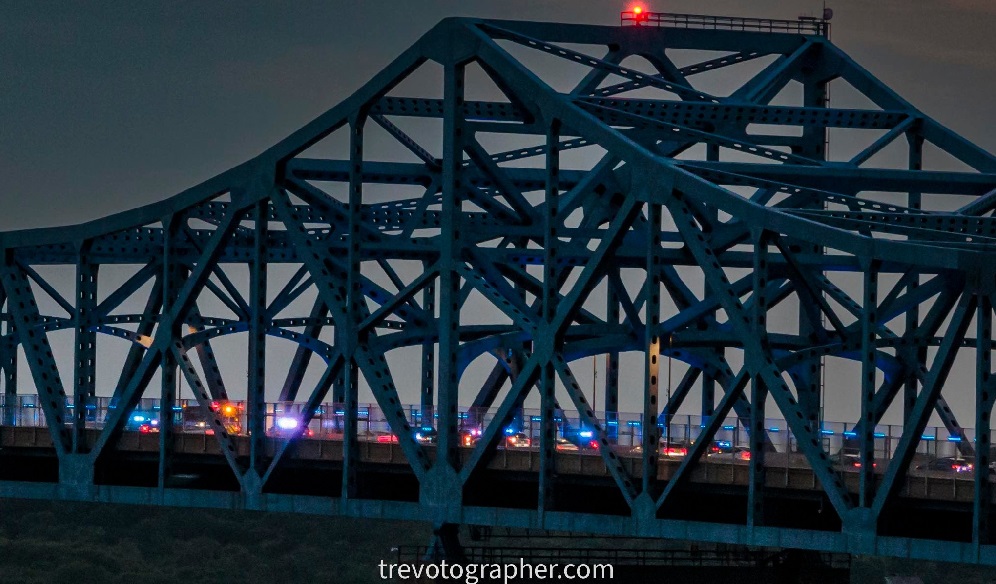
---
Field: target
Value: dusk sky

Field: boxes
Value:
[3,1,995,231]
[2,1,995,429]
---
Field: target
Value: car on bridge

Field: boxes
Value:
[916,456,974,474]
[504,431,531,449]
[125,410,159,434]
[180,401,242,435]
[707,445,751,462]
[830,449,878,470]
[628,441,688,457]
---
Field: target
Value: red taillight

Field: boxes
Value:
[740,451,751,461]
[589,440,599,450]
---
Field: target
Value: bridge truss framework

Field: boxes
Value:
[3,16,996,564]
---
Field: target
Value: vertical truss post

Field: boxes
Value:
[73,246,97,453]
[905,130,925,419]
[1,285,13,427]
[605,277,620,440]
[342,113,366,501]
[421,267,436,428]
[435,60,465,469]
[975,288,995,545]
[859,262,880,507]
[701,143,720,421]
[795,74,829,423]
[2,338,15,427]
[748,229,769,528]
[248,199,268,476]
[643,202,662,496]
[159,221,181,488]
[332,363,346,404]
[539,118,561,514]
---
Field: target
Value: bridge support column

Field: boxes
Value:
[242,469,264,511]
[1,341,15,427]
[58,454,94,501]
[974,287,995,545]
[423,522,465,563]
[605,280,620,440]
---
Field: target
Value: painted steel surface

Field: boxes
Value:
[2,16,996,563]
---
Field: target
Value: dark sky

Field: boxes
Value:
[1,1,995,427]
[3,1,995,231]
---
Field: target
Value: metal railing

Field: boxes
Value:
[620,12,830,37]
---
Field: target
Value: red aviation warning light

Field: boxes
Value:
[623,6,651,25]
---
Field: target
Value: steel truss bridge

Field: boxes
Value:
[4,13,996,565]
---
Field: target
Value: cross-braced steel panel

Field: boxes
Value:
[3,16,996,564]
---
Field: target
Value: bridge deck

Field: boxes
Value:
[0,426,981,505]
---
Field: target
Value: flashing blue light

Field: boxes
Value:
[873,432,886,438]
[722,425,735,430]
[716,440,731,448]
[768,427,780,432]
[843,431,857,438]
[607,421,618,426]
[821,429,834,435]
[276,417,298,430]
[172,406,183,411]
[579,430,593,438]
[627,421,641,427]
[457,413,468,419]
[531,416,542,422]
[921,434,936,441]
[947,436,962,442]
[334,410,345,415]
[132,415,146,422]
[504,427,516,435]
